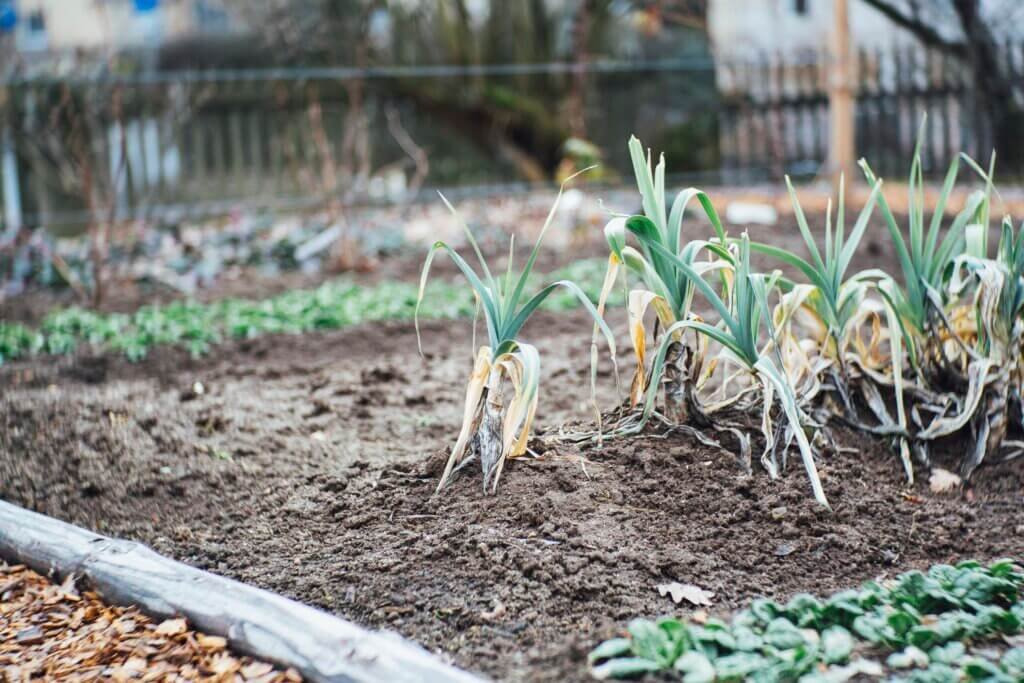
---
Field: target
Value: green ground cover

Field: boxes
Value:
[590,559,1024,682]
[0,258,609,364]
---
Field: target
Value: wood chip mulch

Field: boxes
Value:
[0,562,303,682]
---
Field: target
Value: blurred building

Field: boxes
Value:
[708,0,1023,61]
[709,0,910,60]
[1,0,239,55]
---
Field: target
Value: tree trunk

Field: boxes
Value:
[951,0,1021,167]
[861,0,1022,168]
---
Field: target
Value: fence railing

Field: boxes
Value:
[1,46,1022,235]
[0,58,722,233]
[717,44,1020,183]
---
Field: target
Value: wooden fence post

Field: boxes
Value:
[829,0,855,190]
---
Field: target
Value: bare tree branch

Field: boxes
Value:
[860,0,967,56]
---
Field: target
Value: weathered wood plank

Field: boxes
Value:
[0,500,486,683]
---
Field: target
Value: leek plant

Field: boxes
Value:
[747,177,917,477]
[930,150,1024,476]
[750,176,881,369]
[599,135,729,425]
[942,215,1024,476]
[860,151,983,377]
[633,233,830,507]
[599,136,829,506]
[858,131,994,478]
[417,182,617,494]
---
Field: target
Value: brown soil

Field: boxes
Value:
[2,305,1023,682]
[2,212,1023,681]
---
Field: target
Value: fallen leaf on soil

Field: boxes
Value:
[197,634,228,650]
[241,661,275,678]
[656,582,714,606]
[124,656,148,671]
[929,468,962,494]
[15,626,44,644]
[0,563,296,682]
[210,652,241,675]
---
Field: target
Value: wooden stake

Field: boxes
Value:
[829,0,855,192]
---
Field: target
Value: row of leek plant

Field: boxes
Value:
[418,124,1018,508]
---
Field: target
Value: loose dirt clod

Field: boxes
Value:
[0,562,301,682]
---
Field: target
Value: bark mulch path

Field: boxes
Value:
[0,562,302,683]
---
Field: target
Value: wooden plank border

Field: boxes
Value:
[0,500,486,683]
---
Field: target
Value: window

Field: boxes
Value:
[18,7,48,51]
[194,0,230,33]
[27,10,45,33]
[794,0,809,15]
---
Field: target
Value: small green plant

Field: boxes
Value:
[589,559,1024,682]
[416,182,617,493]
[0,259,610,365]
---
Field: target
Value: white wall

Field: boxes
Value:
[15,0,113,51]
[13,0,240,53]
[707,0,914,60]
[708,0,1024,61]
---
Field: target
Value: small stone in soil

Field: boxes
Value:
[775,543,797,557]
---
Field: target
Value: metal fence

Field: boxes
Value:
[1,46,1021,235]
[0,59,720,234]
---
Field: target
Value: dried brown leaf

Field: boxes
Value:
[241,661,275,678]
[153,618,187,637]
[656,582,715,606]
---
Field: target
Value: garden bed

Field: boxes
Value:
[2,303,1023,682]
[4,198,1024,681]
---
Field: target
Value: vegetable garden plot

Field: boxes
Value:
[4,129,1024,681]
[2,306,1022,682]
[589,559,1024,681]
